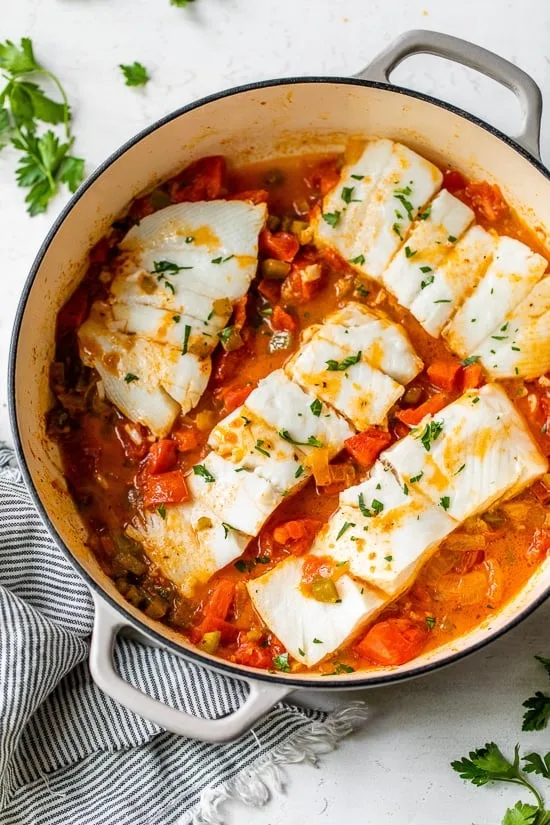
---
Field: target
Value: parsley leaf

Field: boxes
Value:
[336,521,355,540]
[522,692,550,731]
[425,616,436,630]
[535,656,550,677]
[310,398,322,417]
[273,652,291,672]
[193,464,215,483]
[461,355,481,366]
[120,61,150,87]
[182,324,191,355]
[322,211,341,228]
[440,495,451,511]
[325,351,362,371]
[348,254,366,265]
[170,0,196,6]
[124,373,139,383]
[157,504,166,520]
[405,246,417,258]
[523,752,550,780]
[451,742,521,786]
[342,186,359,204]
[0,38,85,214]
[153,260,192,273]
[254,439,271,457]
[278,430,323,448]
[501,802,539,825]
[416,420,443,452]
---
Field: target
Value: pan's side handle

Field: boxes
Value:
[89,593,290,743]
[356,30,542,161]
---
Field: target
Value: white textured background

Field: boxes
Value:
[2,1,550,822]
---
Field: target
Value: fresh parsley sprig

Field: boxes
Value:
[523,657,550,731]
[0,37,84,215]
[119,61,150,87]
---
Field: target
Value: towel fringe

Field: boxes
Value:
[186,701,369,825]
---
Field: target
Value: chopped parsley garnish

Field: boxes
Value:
[255,556,270,564]
[461,355,481,366]
[421,274,435,289]
[322,211,341,228]
[326,351,362,371]
[348,254,366,265]
[417,205,431,220]
[425,616,436,630]
[254,440,271,457]
[157,504,166,519]
[172,314,181,323]
[222,522,238,539]
[273,653,291,672]
[403,483,409,495]
[218,326,235,345]
[234,559,251,573]
[312,638,323,644]
[448,235,457,243]
[119,61,150,87]
[332,663,355,674]
[491,335,508,341]
[182,324,191,354]
[420,265,433,273]
[298,647,305,657]
[211,255,234,264]
[278,430,323,448]
[358,493,370,517]
[405,246,417,258]
[310,399,322,417]
[410,472,424,483]
[153,260,192,274]
[193,464,215,483]
[512,346,521,352]
[185,235,194,243]
[371,499,384,515]
[354,281,369,297]
[392,222,403,240]
[295,465,305,479]
[350,174,364,180]
[455,463,466,475]
[440,495,451,511]
[341,186,360,204]
[124,373,139,383]
[416,420,443,452]
[384,555,393,562]
[394,190,414,220]
[434,299,452,303]
[336,521,355,540]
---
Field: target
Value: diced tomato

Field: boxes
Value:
[344,428,393,468]
[195,579,235,637]
[305,157,341,197]
[282,265,320,303]
[257,278,281,303]
[396,394,448,427]
[142,470,189,508]
[259,228,300,262]
[271,305,296,332]
[232,637,285,669]
[273,519,322,554]
[172,426,201,453]
[452,549,485,575]
[464,180,508,223]
[145,439,178,474]
[114,419,150,461]
[442,169,467,194]
[461,363,484,390]
[233,295,248,330]
[56,286,90,337]
[216,383,254,414]
[229,189,269,204]
[527,527,550,562]
[426,359,462,392]
[301,554,335,582]
[89,237,111,265]
[356,617,428,665]
[212,349,242,383]
[319,247,350,275]
[169,155,226,203]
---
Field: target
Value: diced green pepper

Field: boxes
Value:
[311,576,339,603]
[261,258,291,280]
[199,630,221,655]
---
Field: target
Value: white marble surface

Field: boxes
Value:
[2,1,550,822]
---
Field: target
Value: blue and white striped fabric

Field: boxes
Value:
[0,446,367,824]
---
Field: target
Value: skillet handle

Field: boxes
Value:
[356,29,543,160]
[89,593,290,743]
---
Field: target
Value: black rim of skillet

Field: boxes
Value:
[8,75,550,690]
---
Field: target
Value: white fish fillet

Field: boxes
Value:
[110,269,217,319]
[244,369,353,458]
[187,452,284,537]
[286,336,404,429]
[78,312,210,436]
[443,236,547,357]
[208,406,310,494]
[383,383,547,522]
[382,189,474,308]
[109,300,227,352]
[137,501,251,597]
[314,139,442,279]
[477,277,550,380]
[314,303,423,385]
[408,225,496,338]
[116,200,266,302]
[247,555,384,667]
[311,461,457,596]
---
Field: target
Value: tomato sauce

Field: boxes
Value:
[48,148,550,676]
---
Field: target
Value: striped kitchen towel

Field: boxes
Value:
[0,446,368,825]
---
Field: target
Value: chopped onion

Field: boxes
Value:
[301,264,322,283]
[96,379,105,401]
[527,393,538,413]
[124,423,143,445]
